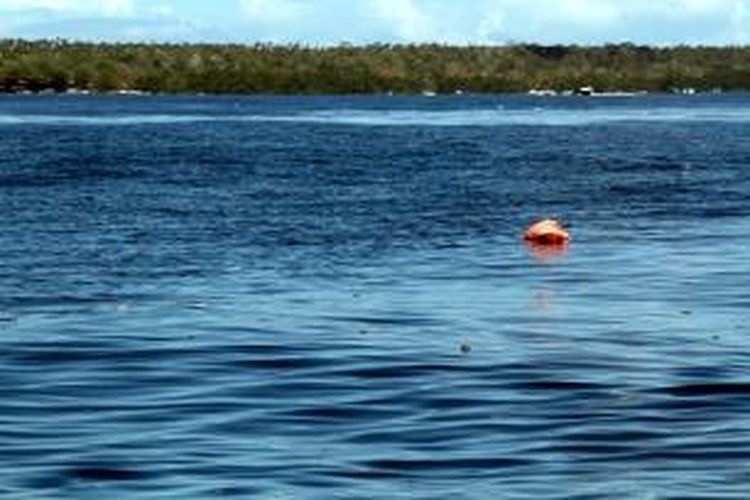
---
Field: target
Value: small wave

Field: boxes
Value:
[2,106,750,127]
[0,114,216,126]
[363,456,533,473]
[260,107,750,126]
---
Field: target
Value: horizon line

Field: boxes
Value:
[3,37,750,49]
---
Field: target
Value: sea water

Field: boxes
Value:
[1,93,750,498]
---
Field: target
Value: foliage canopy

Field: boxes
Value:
[1,40,748,94]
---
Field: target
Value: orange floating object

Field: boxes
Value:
[523,219,571,245]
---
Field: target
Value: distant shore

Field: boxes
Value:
[0,87,730,98]
[1,40,749,95]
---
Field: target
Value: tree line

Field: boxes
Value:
[1,39,749,94]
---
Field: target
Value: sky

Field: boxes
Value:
[0,0,748,45]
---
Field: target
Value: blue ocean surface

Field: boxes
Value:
[1,93,749,498]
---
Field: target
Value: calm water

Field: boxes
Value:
[1,93,750,499]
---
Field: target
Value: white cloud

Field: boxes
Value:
[478,14,504,42]
[100,0,134,17]
[0,0,135,16]
[3,0,750,44]
[0,0,79,10]
[727,0,750,42]
[555,0,622,27]
[363,0,625,44]
[445,0,750,44]
[369,0,436,41]
[684,0,735,13]
[147,3,173,17]
[239,0,309,23]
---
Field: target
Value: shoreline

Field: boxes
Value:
[0,88,736,98]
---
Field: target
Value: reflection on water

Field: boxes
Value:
[524,240,571,263]
[532,287,558,312]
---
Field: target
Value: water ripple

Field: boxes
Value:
[2,94,750,498]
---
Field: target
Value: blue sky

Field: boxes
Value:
[0,0,748,45]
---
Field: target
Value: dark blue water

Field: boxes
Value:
[2,93,750,498]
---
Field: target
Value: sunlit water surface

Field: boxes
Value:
[1,94,750,498]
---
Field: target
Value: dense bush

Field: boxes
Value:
[0,39,747,94]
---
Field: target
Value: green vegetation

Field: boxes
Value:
[1,39,749,94]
